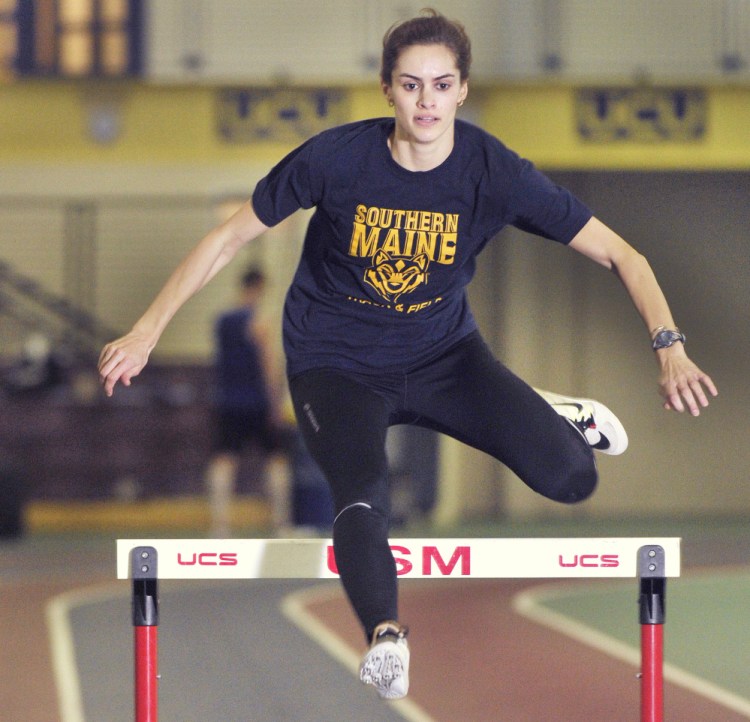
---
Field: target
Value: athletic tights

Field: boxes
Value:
[289,331,597,640]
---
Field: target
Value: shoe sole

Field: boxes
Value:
[360,640,410,700]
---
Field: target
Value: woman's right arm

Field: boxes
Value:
[98,200,269,396]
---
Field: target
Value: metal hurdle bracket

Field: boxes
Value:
[119,537,680,722]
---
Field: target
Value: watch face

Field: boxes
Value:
[654,330,683,348]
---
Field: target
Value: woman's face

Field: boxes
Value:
[383,43,468,151]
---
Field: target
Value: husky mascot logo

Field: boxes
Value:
[364,250,429,302]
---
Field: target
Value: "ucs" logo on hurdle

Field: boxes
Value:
[558,554,619,568]
[327,544,471,576]
[177,553,239,566]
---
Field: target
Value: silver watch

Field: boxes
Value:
[652,328,686,351]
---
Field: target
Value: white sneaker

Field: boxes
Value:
[536,389,629,455]
[359,621,410,700]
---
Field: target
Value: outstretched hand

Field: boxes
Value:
[98,331,153,397]
[656,348,717,416]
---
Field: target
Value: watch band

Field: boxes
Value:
[651,328,686,351]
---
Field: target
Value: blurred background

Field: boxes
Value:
[0,0,748,539]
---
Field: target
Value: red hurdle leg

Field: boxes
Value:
[640,623,664,722]
[135,626,158,722]
[132,547,159,722]
[638,545,666,722]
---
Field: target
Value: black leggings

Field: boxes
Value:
[289,332,597,638]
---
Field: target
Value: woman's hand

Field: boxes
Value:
[655,345,718,415]
[98,330,154,397]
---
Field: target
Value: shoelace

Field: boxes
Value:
[554,402,596,429]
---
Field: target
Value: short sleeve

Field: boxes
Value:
[251,135,324,227]
[507,159,592,243]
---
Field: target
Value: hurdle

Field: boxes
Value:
[118,537,680,722]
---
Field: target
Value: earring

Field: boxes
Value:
[458,99,464,107]
[388,99,394,107]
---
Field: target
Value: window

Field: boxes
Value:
[5,0,142,78]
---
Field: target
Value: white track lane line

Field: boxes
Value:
[46,579,224,722]
[513,582,750,720]
[46,582,127,722]
[281,584,438,722]
[46,595,85,722]
[48,579,437,722]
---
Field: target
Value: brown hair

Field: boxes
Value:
[380,8,472,85]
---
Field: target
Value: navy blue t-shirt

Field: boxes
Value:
[252,118,592,377]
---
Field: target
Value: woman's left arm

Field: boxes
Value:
[569,216,718,416]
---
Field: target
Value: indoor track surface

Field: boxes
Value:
[3,519,750,722]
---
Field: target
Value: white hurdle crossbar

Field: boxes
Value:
[119,537,680,722]
[117,537,680,580]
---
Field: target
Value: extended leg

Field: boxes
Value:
[289,370,398,637]
[289,369,411,699]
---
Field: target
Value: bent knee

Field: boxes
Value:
[544,468,598,504]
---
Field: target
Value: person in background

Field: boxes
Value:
[204,267,289,537]
[99,9,717,701]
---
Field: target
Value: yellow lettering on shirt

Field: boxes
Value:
[348,205,460,265]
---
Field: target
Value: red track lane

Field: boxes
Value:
[4,571,749,721]
[306,579,748,722]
